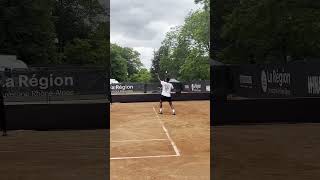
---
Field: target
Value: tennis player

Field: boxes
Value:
[157,74,176,115]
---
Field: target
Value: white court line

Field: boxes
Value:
[153,107,181,156]
[109,108,181,160]
[111,139,167,143]
[110,154,179,160]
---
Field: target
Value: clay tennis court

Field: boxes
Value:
[0,130,107,180]
[110,101,210,179]
[213,123,320,180]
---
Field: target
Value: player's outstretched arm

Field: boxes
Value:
[156,73,161,82]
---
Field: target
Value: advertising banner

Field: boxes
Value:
[229,62,320,98]
[110,81,209,94]
[111,83,144,93]
[0,68,107,101]
[257,64,294,97]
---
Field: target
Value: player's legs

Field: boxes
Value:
[168,99,175,115]
[159,97,163,114]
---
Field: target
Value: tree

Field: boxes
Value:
[110,43,143,82]
[52,0,106,55]
[151,2,210,81]
[130,68,151,83]
[150,49,160,82]
[218,0,320,64]
[159,27,185,79]
[56,1,109,66]
[64,37,108,67]
[64,39,93,64]
[210,0,240,60]
[0,0,57,64]
[195,0,209,11]
[182,9,209,54]
[180,49,210,80]
[121,47,142,77]
[110,43,128,82]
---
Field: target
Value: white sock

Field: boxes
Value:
[160,108,163,112]
[172,109,175,113]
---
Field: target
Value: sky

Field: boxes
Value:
[110,0,202,69]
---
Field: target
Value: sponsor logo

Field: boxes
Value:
[261,69,291,95]
[0,72,105,98]
[1,74,76,97]
[240,75,252,84]
[265,69,291,86]
[206,85,210,92]
[240,74,253,89]
[111,84,134,92]
[191,84,201,92]
[308,76,320,95]
[3,90,75,97]
[261,71,267,92]
[1,74,74,90]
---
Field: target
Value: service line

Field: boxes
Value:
[153,107,181,156]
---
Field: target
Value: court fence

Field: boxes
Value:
[0,66,108,130]
[211,62,320,125]
[111,81,210,95]
[1,67,108,103]
[214,62,320,99]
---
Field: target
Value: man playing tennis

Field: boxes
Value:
[157,74,176,115]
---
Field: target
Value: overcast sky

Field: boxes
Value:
[110,0,201,69]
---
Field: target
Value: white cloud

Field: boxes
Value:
[133,47,154,68]
[111,0,201,69]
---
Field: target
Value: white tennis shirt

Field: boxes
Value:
[161,81,174,97]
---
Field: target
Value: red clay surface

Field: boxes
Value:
[0,130,107,180]
[110,101,210,180]
[213,123,320,180]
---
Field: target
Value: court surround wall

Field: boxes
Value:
[113,93,209,103]
[1,67,109,130]
[211,63,320,125]
[6,102,109,130]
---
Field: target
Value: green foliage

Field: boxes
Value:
[0,0,57,64]
[0,0,109,66]
[182,10,210,53]
[150,49,161,82]
[151,3,210,81]
[180,49,210,80]
[64,37,108,66]
[110,44,128,82]
[130,68,151,83]
[110,43,144,82]
[64,39,93,64]
[52,0,105,47]
[120,47,143,77]
[195,0,209,10]
[217,0,320,64]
